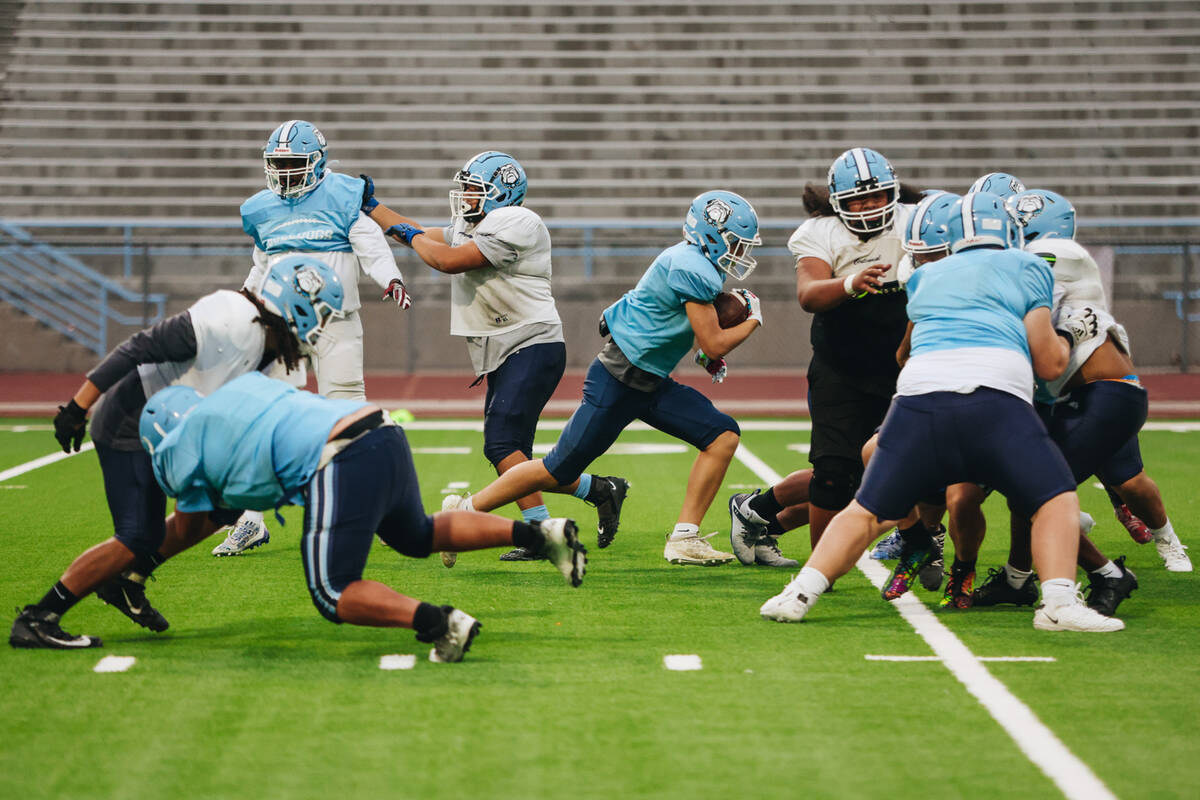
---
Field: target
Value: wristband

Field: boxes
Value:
[843,274,856,296]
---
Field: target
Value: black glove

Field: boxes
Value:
[359,173,379,214]
[53,399,88,453]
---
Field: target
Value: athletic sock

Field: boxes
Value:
[512,520,542,551]
[412,602,449,642]
[1093,560,1122,579]
[521,505,550,523]
[952,557,976,575]
[572,474,594,501]
[795,566,831,598]
[460,495,475,512]
[1040,577,1077,611]
[897,520,933,549]
[36,581,80,616]
[670,523,699,541]
[747,488,785,525]
[129,553,163,581]
[1004,562,1034,589]
[1150,519,1177,544]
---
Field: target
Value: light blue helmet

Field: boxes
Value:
[902,191,961,257]
[682,190,762,280]
[139,385,201,456]
[264,120,328,199]
[827,147,900,236]
[1006,189,1076,244]
[946,191,1019,253]
[258,255,345,347]
[968,172,1025,199]
[449,151,527,222]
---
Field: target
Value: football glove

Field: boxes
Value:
[733,288,763,326]
[1056,305,1099,347]
[385,223,425,247]
[694,350,727,384]
[53,399,88,453]
[359,173,379,214]
[382,278,413,310]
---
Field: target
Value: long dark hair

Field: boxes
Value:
[239,288,303,374]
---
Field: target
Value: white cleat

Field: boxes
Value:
[1033,600,1125,632]
[664,532,736,566]
[428,608,481,663]
[1155,535,1192,572]
[760,574,817,622]
[728,491,767,565]
[438,493,467,568]
[537,518,587,587]
[212,517,270,556]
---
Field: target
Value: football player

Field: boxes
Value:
[360,152,628,561]
[216,120,412,557]
[760,192,1123,632]
[441,190,763,566]
[137,372,586,663]
[10,257,344,649]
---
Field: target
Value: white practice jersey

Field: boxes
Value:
[787,204,914,279]
[1028,236,1108,311]
[446,205,561,337]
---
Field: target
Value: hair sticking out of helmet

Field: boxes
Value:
[263,120,328,199]
[968,172,1026,199]
[1006,189,1077,244]
[257,255,345,347]
[139,385,202,455]
[448,151,528,224]
[903,191,961,262]
[946,192,1019,254]
[682,190,762,280]
[827,147,900,236]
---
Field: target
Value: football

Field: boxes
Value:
[714,291,750,328]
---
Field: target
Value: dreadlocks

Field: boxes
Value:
[239,288,303,374]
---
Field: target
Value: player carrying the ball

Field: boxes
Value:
[447,190,764,566]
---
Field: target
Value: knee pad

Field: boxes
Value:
[809,459,861,510]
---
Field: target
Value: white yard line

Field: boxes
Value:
[734,443,1116,800]
[663,654,703,671]
[0,443,94,482]
[93,655,136,673]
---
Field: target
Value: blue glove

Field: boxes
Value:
[359,173,379,214]
[386,224,425,247]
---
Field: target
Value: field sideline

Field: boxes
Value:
[1,418,1198,800]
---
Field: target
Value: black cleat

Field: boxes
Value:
[10,605,103,649]
[1085,556,1138,617]
[971,566,1039,607]
[96,576,169,632]
[498,546,541,562]
[590,476,629,549]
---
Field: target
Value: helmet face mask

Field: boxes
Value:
[828,147,900,236]
[903,191,960,266]
[448,151,527,224]
[139,385,201,455]
[263,120,327,199]
[257,256,346,347]
[682,191,762,280]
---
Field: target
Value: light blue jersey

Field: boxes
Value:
[906,247,1053,360]
[602,242,725,377]
[151,373,367,512]
[241,172,365,255]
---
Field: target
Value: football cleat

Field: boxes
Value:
[536,518,587,587]
[870,529,904,560]
[754,536,799,568]
[939,565,975,610]
[971,566,1039,606]
[9,606,102,649]
[438,493,467,567]
[882,537,935,601]
[918,525,946,592]
[760,574,817,622]
[95,576,169,632]
[728,491,767,565]
[1114,504,1153,544]
[1085,557,1138,617]
[428,608,481,663]
[1033,596,1124,633]
[1155,535,1192,572]
[589,476,630,549]
[212,517,270,556]
[664,532,736,566]
[498,546,540,562]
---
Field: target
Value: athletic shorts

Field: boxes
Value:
[857,389,1075,521]
[94,442,168,560]
[543,358,739,485]
[807,357,893,467]
[482,341,566,465]
[1038,380,1149,486]
[300,426,434,623]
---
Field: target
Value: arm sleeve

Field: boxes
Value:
[349,212,404,289]
[86,311,198,393]
[243,248,270,292]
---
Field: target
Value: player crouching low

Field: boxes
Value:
[760,192,1123,632]
[140,372,586,662]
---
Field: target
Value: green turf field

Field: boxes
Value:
[2,418,1198,799]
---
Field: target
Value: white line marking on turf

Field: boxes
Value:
[402,420,815,432]
[0,443,95,483]
[786,443,811,453]
[734,443,1116,800]
[93,655,136,673]
[0,424,53,432]
[663,654,703,671]
[532,442,688,456]
[866,655,1057,663]
[0,485,27,489]
[379,654,417,670]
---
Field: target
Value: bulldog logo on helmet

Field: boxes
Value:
[704,198,733,227]
[1012,194,1045,225]
[496,163,521,187]
[294,266,326,297]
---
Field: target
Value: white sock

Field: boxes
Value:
[670,523,699,541]
[1093,560,1122,579]
[240,510,265,527]
[795,566,830,599]
[1151,519,1176,544]
[1004,562,1033,589]
[461,496,475,512]
[1040,577,1077,611]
